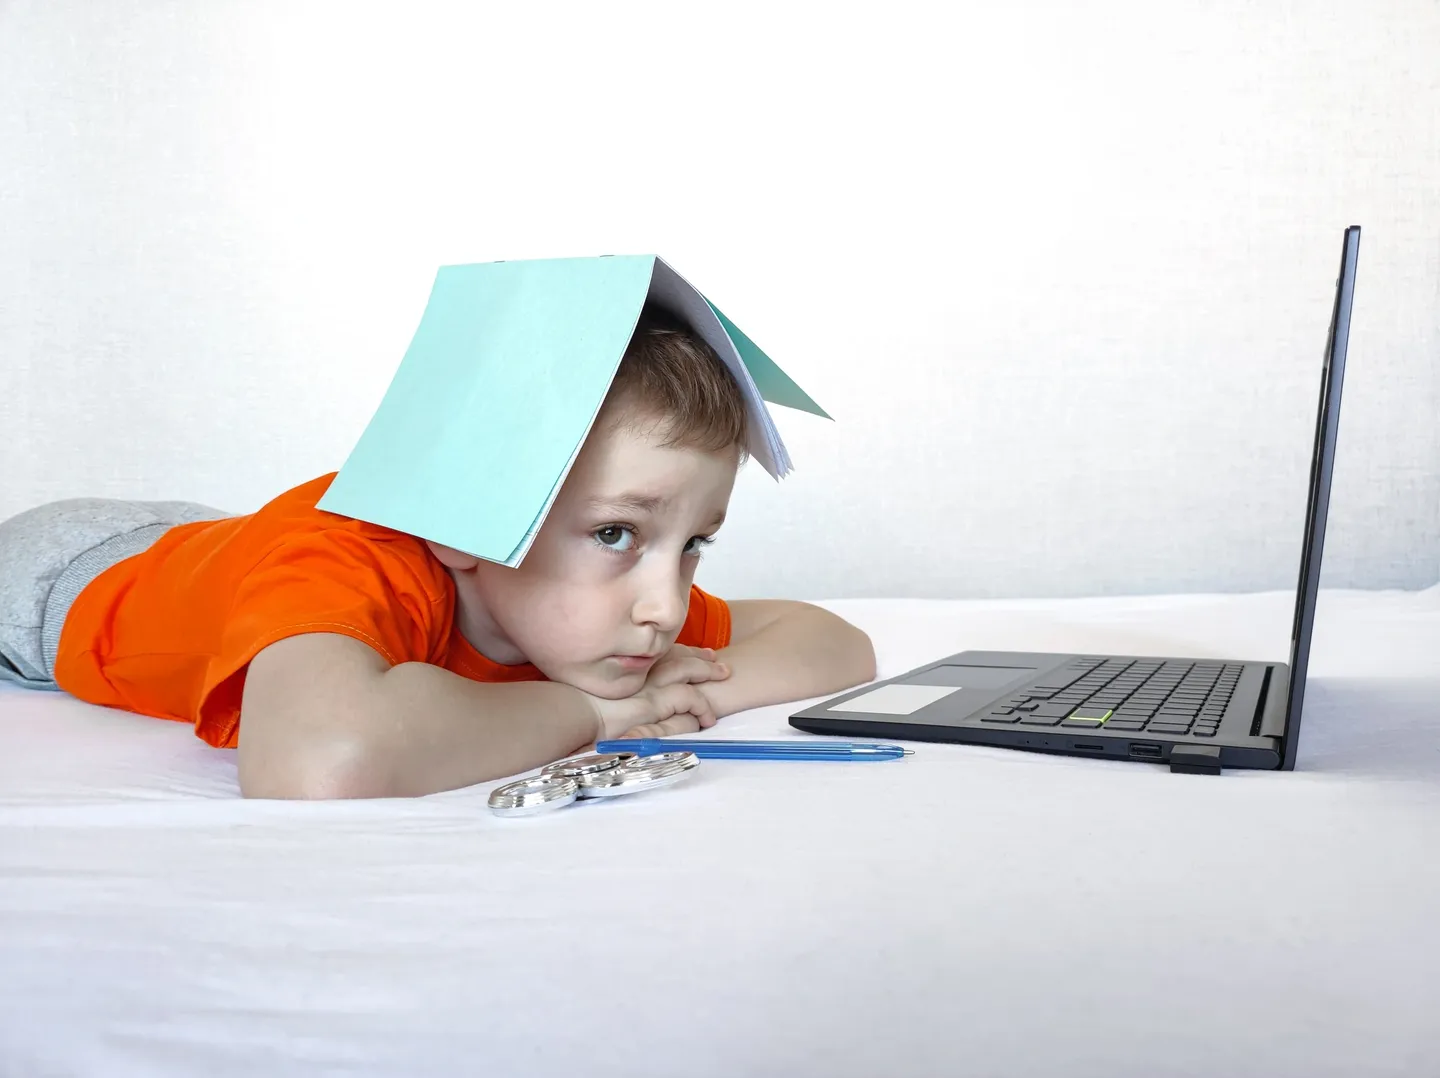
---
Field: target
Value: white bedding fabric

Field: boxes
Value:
[2,587,1438,1078]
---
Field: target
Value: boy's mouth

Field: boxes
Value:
[609,654,659,672]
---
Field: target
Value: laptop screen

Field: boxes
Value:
[1281,226,1361,771]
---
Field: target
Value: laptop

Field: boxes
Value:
[791,226,1361,775]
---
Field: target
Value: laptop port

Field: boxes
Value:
[1071,741,1105,752]
[1129,743,1163,759]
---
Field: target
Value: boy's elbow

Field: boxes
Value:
[845,621,878,683]
[807,604,876,684]
[238,634,406,799]
[239,736,395,800]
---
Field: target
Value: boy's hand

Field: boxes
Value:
[584,644,731,741]
[586,681,719,741]
[644,644,729,692]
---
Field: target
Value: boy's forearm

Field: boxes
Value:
[369,663,599,796]
[703,606,876,718]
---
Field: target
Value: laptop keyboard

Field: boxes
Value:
[978,657,1243,738]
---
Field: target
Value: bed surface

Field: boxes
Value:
[3,587,1438,1077]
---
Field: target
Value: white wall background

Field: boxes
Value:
[2,0,1437,600]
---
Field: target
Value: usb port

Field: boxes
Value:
[1129,743,1162,759]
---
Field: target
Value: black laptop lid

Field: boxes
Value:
[1280,226,1361,770]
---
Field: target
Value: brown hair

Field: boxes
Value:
[602,308,750,457]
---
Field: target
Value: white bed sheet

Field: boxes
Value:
[2,587,1438,1077]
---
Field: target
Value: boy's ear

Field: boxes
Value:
[425,540,481,572]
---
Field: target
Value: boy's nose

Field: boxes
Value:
[631,571,688,634]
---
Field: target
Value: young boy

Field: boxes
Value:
[0,314,876,799]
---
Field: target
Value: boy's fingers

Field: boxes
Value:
[659,684,714,727]
[661,714,702,736]
[685,685,716,727]
[690,658,727,681]
[648,657,728,687]
[621,714,701,739]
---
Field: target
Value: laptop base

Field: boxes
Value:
[789,650,1288,773]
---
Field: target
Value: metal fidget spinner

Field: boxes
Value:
[488,751,700,817]
[541,751,636,783]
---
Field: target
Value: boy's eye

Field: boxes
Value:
[594,525,636,552]
[684,535,716,557]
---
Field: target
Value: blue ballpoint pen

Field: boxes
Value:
[595,739,913,761]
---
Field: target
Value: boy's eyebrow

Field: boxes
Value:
[587,493,727,529]
[584,492,668,518]
[587,492,667,515]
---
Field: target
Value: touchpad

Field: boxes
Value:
[824,664,1039,721]
[902,664,1038,689]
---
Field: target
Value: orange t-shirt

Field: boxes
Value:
[54,474,732,749]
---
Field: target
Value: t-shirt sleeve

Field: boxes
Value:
[195,529,449,748]
[676,585,732,651]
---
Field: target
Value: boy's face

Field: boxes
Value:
[432,411,740,699]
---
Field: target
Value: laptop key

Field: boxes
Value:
[1014,702,1040,712]
[1031,679,1079,692]
[982,713,1022,723]
[1018,714,1063,726]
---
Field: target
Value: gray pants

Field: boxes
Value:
[0,498,230,689]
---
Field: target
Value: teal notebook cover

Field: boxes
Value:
[318,255,826,565]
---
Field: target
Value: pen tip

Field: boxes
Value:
[902,748,915,756]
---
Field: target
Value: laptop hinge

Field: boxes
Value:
[1258,665,1289,740]
[1249,666,1272,737]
